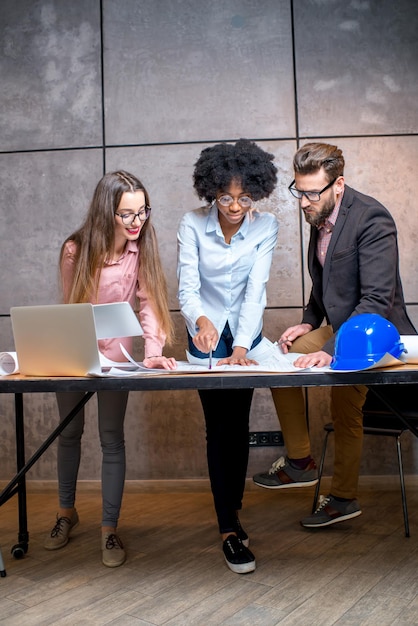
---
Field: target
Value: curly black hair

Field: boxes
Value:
[193,138,278,203]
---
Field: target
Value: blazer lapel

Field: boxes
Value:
[321,189,352,289]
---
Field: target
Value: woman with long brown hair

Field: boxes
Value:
[44,170,176,567]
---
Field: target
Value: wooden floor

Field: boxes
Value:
[1,477,418,625]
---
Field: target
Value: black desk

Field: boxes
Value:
[1,367,418,571]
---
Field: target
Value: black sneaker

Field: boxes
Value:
[234,517,249,547]
[223,535,256,574]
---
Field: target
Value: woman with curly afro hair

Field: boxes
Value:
[177,138,279,574]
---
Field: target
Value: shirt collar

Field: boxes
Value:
[207,201,250,238]
[125,239,139,253]
[207,202,219,232]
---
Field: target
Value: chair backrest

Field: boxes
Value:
[363,384,418,431]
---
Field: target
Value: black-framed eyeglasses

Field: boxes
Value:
[115,207,151,224]
[216,194,253,209]
[288,178,337,202]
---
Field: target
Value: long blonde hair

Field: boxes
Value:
[59,170,174,345]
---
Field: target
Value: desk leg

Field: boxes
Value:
[1,391,95,559]
[13,393,28,558]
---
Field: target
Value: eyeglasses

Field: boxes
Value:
[288,178,337,202]
[115,207,151,224]
[216,195,252,209]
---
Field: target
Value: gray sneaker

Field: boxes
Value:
[44,510,79,550]
[301,495,362,528]
[253,456,318,489]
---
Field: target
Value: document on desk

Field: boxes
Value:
[91,338,312,376]
[113,356,309,376]
[96,358,309,377]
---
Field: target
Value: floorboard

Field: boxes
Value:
[1,478,418,625]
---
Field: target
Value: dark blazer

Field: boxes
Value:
[302,185,416,354]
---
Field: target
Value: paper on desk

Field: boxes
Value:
[0,351,19,375]
[99,352,140,371]
[185,336,308,372]
[91,347,145,376]
[183,335,418,373]
[97,359,309,377]
[88,337,311,376]
[89,344,161,376]
[399,335,418,364]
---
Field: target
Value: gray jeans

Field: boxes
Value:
[55,390,129,527]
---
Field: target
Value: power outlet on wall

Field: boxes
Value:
[249,431,284,447]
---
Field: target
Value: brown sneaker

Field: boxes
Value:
[44,510,79,550]
[101,533,126,568]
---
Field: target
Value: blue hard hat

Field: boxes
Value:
[330,313,405,371]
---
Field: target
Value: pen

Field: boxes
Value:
[209,349,212,370]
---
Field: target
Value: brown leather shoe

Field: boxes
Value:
[44,510,79,550]
[101,532,126,567]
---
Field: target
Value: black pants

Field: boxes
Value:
[188,322,260,534]
[198,388,254,533]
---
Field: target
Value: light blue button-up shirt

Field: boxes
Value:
[177,203,279,351]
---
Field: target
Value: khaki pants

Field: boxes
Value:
[270,326,367,499]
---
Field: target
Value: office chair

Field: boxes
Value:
[312,384,418,537]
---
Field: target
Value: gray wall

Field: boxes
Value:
[1,0,418,481]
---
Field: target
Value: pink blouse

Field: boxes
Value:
[61,240,166,362]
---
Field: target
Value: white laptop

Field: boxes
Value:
[10,302,143,377]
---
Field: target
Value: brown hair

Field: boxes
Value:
[293,143,345,181]
[59,170,174,344]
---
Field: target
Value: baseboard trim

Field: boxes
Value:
[1,475,416,494]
